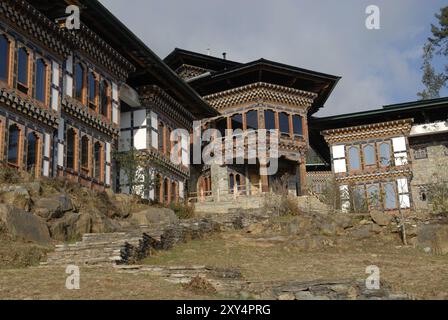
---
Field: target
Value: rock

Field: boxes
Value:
[0,204,50,245]
[0,185,32,211]
[294,291,316,300]
[332,213,354,229]
[33,194,73,220]
[318,222,339,236]
[370,210,393,226]
[351,225,372,239]
[75,211,120,235]
[48,213,80,241]
[417,223,448,255]
[132,207,178,226]
[246,223,264,235]
[277,293,295,300]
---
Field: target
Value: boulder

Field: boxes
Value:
[48,213,80,241]
[351,225,373,239]
[0,185,32,211]
[131,207,179,226]
[0,204,50,245]
[332,213,354,229]
[33,194,73,220]
[75,211,120,235]
[370,210,393,226]
[417,223,448,255]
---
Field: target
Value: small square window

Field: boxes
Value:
[414,147,427,160]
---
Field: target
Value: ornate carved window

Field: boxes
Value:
[413,147,427,159]
[264,110,276,131]
[26,132,39,174]
[99,80,109,117]
[279,112,290,135]
[0,35,9,82]
[292,115,303,136]
[367,184,380,209]
[66,128,77,170]
[88,71,97,110]
[158,122,164,152]
[246,110,258,130]
[35,58,47,103]
[93,142,103,181]
[17,47,29,94]
[348,146,361,170]
[379,142,391,166]
[7,124,21,165]
[363,144,376,166]
[74,63,85,102]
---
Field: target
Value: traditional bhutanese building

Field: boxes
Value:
[164,48,340,200]
[313,97,448,213]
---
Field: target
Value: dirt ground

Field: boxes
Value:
[0,227,447,300]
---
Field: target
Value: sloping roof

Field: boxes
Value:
[164,48,241,72]
[191,58,340,115]
[27,0,217,118]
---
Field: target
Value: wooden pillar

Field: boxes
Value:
[260,164,269,193]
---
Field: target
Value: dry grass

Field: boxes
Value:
[143,231,448,300]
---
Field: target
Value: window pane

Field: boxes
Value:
[229,173,234,191]
[364,145,376,165]
[367,184,380,208]
[265,110,276,131]
[231,114,243,130]
[18,48,28,85]
[292,115,303,135]
[8,125,20,164]
[246,110,258,130]
[379,143,391,166]
[94,143,101,180]
[348,147,360,170]
[100,80,108,116]
[75,63,84,101]
[158,123,164,151]
[279,112,289,134]
[384,183,397,209]
[81,137,89,167]
[216,118,227,137]
[88,72,96,105]
[35,59,46,102]
[353,186,367,212]
[66,130,75,169]
[26,133,38,172]
[0,36,8,81]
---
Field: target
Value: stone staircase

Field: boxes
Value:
[44,211,270,266]
[194,195,265,214]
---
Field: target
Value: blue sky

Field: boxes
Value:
[99,0,447,116]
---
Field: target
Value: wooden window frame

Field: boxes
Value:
[74,62,86,104]
[362,143,377,169]
[80,135,91,176]
[378,141,392,167]
[99,79,111,120]
[34,56,49,107]
[88,71,98,112]
[25,130,41,178]
[347,145,362,172]
[16,46,30,95]
[244,109,259,131]
[93,141,104,183]
[0,34,11,87]
[7,123,23,168]
[66,127,78,172]
[413,147,428,160]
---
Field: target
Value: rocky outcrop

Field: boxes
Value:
[0,204,50,245]
[33,194,73,220]
[131,207,179,226]
[370,210,393,226]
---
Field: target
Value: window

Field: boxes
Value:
[367,184,380,209]
[292,115,303,135]
[264,110,276,131]
[88,72,96,109]
[229,173,234,192]
[0,35,9,81]
[279,112,290,134]
[352,185,367,212]
[348,146,361,170]
[414,147,427,160]
[363,144,376,166]
[66,129,76,170]
[81,136,89,170]
[17,47,29,93]
[99,80,109,117]
[93,142,102,181]
[26,132,38,173]
[246,110,258,130]
[379,142,391,166]
[216,118,227,137]
[74,63,84,102]
[383,183,397,209]
[231,114,243,131]
[158,122,164,152]
[7,124,20,165]
[171,181,177,203]
[163,178,169,203]
[35,59,46,103]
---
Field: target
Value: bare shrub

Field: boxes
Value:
[182,276,216,294]
[170,201,195,219]
[264,174,301,216]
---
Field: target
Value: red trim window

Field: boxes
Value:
[17,47,29,94]
[0,34,10,84]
